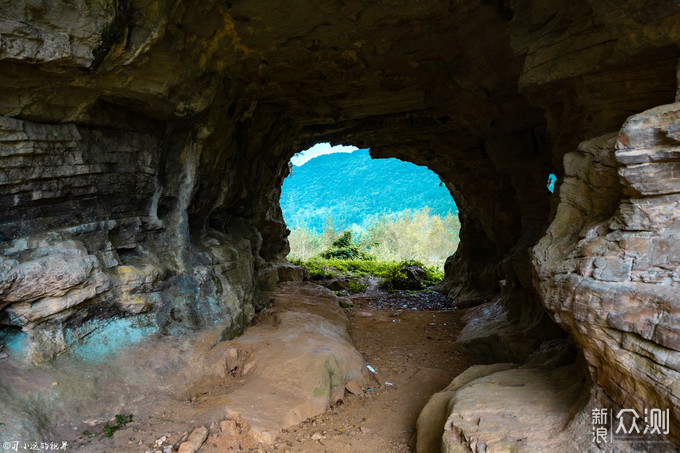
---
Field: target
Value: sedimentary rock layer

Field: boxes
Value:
[534,103,680,443]
[1,0,680,447]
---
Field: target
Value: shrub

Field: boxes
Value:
[423,266,444,286]
[319,231,375,261]
[290,257,336,280]
[291,257,444,292]
[332,231,353,248]
[379,260,444,291]
[346,280,368,293]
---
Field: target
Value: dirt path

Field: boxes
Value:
[2,283,476,453]
[263,287,474,453]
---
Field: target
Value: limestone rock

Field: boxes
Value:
[275,263,308,282]
[344,378,363,396]
[5,269,110,328]
[324,279,350,292]
[223,282,369,445]
[177,426,208,453]
[0,241,96,308]
[112,264,161,314]
[533,103,680,443]
[0,255,18,303]
[454,299,542,364]
[416,363,518,453]
[440,365,587,453]
[0,1,115,68]
[396,265,428,291]
[1,240,111,328]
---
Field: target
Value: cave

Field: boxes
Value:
[1,0,680,451]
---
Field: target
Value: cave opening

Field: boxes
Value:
[3,0,680,449]
[280,142,460,269]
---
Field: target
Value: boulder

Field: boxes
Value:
[223,282,369,444]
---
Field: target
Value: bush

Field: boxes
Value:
[346,280,368,293]
[423,266,444,286]
[290,257,336,280]
[379,260,444,291]
[332,231,353,248]
[292,257,444,292]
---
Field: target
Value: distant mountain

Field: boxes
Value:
[280,149,458,232]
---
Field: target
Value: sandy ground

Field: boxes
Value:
[270,303,472,452]
[2,282,478,453]
[202,282,476,453]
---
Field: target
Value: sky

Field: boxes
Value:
[290,142,358,166]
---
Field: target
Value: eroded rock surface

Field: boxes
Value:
[533,103,680,443]
[223,282,369,444]
[438,364,587,453]
[1,0,680,449]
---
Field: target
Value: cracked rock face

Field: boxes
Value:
[0,0,679,447]
[533,103,680,442]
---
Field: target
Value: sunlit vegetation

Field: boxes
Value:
[287,208,460,268]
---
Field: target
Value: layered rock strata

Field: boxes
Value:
[0,0,680,449]
[533,103,680,443]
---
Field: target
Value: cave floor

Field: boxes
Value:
[196,284,477,453]
[3,285,478,453]
[268,294,473,453]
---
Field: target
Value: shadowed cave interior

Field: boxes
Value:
[1,0,680,451]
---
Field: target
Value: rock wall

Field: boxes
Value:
[0,0,563,364]
[533,104,680,442]
[0,112,262,361]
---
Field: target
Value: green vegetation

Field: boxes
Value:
[293,256,444,292]
[290,227,446,292]
[288,208,459,268]
[290,257,398,280]
[103,414,133,438]
[346,280,368,293]
[319,231,374,260]
[378,260,444,291]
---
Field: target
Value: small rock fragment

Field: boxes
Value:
[177,426,209,453]
[311,432,323,440]
[154,435,167,447]
[345,378,362,395]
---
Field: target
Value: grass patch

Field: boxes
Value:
[290,257,397,279]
